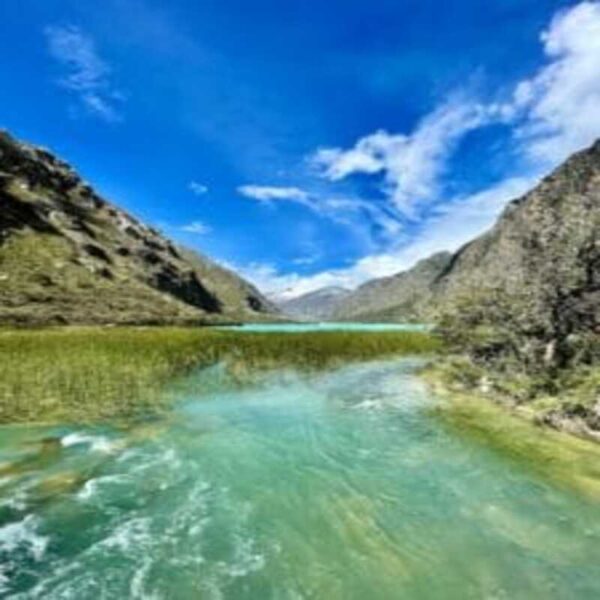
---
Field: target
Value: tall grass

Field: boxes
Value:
[0,327,440,424]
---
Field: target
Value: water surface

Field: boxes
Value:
[219,322,430,333]
[1,359,599,599]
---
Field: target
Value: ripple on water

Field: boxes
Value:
[1,358,600,599]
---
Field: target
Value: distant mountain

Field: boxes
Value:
[336,140,599,371]
[332,252,452,322]
[0,131,278,325]
[279,286,351,320]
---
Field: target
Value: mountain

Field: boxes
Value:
[335,140,598,372]
[0,131,277,325]
[279,286,351,320]
[332,252,452,322]
[432,140,599,371]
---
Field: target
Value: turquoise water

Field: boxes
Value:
[219,322,430,333]
[1,359,600,598]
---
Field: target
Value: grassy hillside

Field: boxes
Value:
[0,130,276,325]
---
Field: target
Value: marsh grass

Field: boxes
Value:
[0,327,440,424]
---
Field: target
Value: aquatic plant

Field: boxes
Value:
[0,327,440,423]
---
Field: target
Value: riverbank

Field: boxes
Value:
[0,326,440,424]
[424,356,600,439]
[423,360,600,499]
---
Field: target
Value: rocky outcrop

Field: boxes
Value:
[434,140,599,372]
[333,140,598,374]
[279,286,351,321]
[0,131,277,325]
[332,252,452,322]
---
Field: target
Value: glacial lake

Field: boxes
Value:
[1,354,600,598]
[219,322,431,333]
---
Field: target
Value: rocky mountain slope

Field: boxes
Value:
[427,140,599,438]
[434,140,599,371]
[0,131,277,325]
[334,141,598,360]
[332,252,452,322]
[279,286,350,320]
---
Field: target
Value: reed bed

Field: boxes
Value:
[0,327,440,423]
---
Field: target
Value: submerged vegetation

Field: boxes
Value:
[425,373,600,500]
[0,327,440,424]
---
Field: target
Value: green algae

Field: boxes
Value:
[426,375,600,500]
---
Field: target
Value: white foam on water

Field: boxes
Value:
[352,398,388,411]
[221,535,266,579]
[120,446,182,477]
[130,557,162,600]
[100,517,152,553]
[60,432,117,454]
[77,474,129,501]
[0,514,49,562]
[0,488,28,511]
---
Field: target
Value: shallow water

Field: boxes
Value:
[1,359,600,599]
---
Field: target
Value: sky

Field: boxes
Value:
[1,0,599,299]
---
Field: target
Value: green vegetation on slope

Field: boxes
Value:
[0,327,440,424]
[0,130,276,325]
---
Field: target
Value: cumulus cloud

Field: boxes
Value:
[45,25,123,122]
[180,220,212,235]
[509,1,600,164]
[237,185,309,202]
[188,181,209,196]
[313,100,489,216]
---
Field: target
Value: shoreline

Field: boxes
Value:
[421,364,600,500]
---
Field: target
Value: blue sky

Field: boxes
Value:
[1,0,599,298]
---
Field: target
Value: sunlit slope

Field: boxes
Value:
[0,131,277,325]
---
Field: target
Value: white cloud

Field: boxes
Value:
[237,185,309,202]
[189,181,209,196]
[238,184,402,243]
[310,1,600,218]
[181,220,212,235]
[45,25,123,122]
[509,1,600,164]
[313,100,489,216]
[197,2,600,302]
[352,175,538,279]
[239,174,538,299]
[256,1,600,300]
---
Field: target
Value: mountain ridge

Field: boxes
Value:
[329,141,598,342]
[0,130,278,325]
[331,252,453,322]
[279,286,351,321]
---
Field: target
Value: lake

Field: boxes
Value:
[1,351,599,598]
[219,322,431,333]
